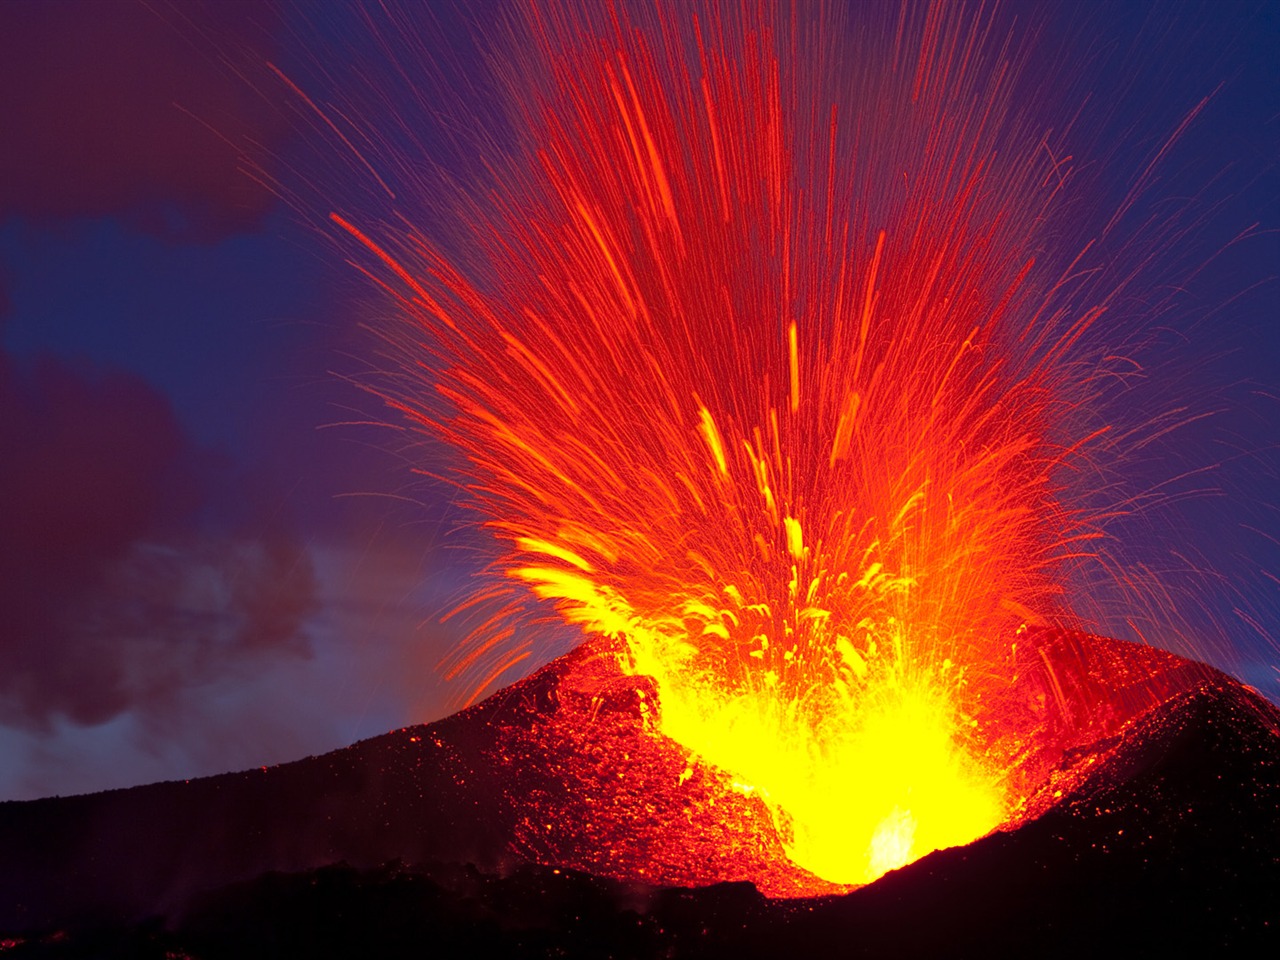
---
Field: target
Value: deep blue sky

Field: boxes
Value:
[0,0,1276,800]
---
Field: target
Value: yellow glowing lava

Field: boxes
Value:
[624,617,1006,885]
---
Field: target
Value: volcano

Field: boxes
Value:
[0,628,1275,957]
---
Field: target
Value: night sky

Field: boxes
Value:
[1,0,1277,801]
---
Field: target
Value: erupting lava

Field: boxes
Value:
[334,1,1169,886]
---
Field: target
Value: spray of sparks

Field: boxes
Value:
[329,1,1147,885]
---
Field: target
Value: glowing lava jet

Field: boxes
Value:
[334,1,1179,886]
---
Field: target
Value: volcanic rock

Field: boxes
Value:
[0,628,1275,957]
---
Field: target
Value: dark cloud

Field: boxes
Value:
[0,351,316,730]
[0,0,286,241]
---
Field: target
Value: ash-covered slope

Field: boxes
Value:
[0,629,1276,956]
[0,637,812,934]
[135,683,1280,958]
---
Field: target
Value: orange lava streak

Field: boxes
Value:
[344,1,1107,886]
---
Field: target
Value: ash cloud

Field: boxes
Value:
[0,0,320,736]
[0,351,317,731]
[0,0,286,241]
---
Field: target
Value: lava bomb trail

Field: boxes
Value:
[326,0,1223,887]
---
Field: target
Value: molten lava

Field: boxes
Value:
[332,1,1177,887]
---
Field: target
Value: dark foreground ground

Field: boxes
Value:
[1,631,1277,958]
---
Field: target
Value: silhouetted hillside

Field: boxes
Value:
[0,630,1275,957]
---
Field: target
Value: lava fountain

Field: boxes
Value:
[327,1,1200,887]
